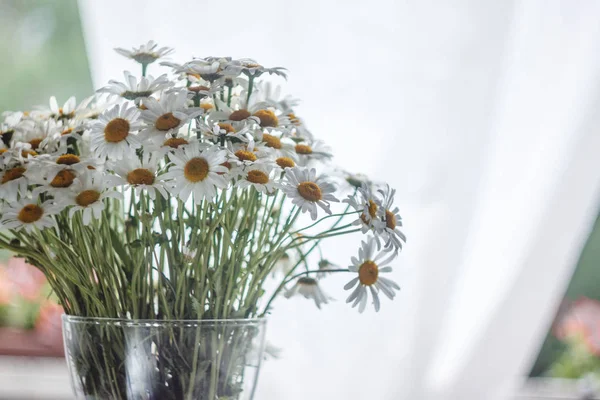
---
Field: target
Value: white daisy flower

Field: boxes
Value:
[63,171,123,226]
[139,91,201,145]
[98,71,172,102]
[110,152,168,200]
[0,199,61,233]
[0,143,37,167]
[271,252,293,277]
[344,171,370,190]
[74,94,115,121]
[196,120,252,144]
[208,98,260,129]
[0,161,30,202]
[344,236,400,313]
[293,139,332,166]
[229,140,272,167]
[12,119,62,154]
[27,154,97,197]
[162,141,229,203]
[33,96,77,120]
[89,103,143,160]
[280,167,338,220]
[114,41,173,65]
[185,57,232,82]
[344,183,385,234]
[0,111,24,140]
[224,58,288,79]
[235,163,278,194]
[317,259,340,279]
[256,130,296,160]
[377,184,407,252]
[284,277,331,309]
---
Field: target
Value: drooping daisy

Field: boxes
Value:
[0,199,61,233]
[284,277,331,309]
[89,103,143,160]
[0,161,30,202]
[110,152,168,200]
[344,236,400,313]
[139,91,202,145]
[162,141,229,203]
[114,41,173,65]
[317,259,340,278]
[377,184,407,252]
[63,171,123,226]
[98,71,172,102]
[235,163,278,194]
[280,167,338,220]
[344,183,385,234]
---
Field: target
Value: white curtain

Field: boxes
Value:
[78,1,600,399]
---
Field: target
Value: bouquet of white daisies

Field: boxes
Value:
[0,41,406,320]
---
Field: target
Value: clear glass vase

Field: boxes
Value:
[62,316,267,400]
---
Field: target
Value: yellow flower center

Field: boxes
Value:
[385,210,397,230]
[218,123,235,134]
[295,144,312,155]
[247,170,269,184]
[358,261,379,286]
[229,109,251,121]
[262,133,281,149]
[21,150,37,158]
[163,137,189,149]
[0,149,6,154]
[288,113,301,126]
[127,168,155,185]
[189,85,210,93]
[235,150,257,162]
[253,109,279,128]
[200,103,214,111]
[155,112,181,131]
[50,169,76,188]
[297,181,322,202]
[244,63,262,68]
[184,157,210,182]
[104,118,130,143]
[29,138,43,150]
[17,204,43,223]
[56,154,80,165]
[2,167,26,184]
[276,157,295,169]
[76,190,101,207]
[361,200,378,224]
[62,128,73,136]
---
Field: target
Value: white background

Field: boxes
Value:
[78,1,600,399]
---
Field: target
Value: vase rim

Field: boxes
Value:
[62,314,267,326]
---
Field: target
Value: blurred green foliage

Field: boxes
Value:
[530,213,600,376]
[0,0,91,297]
[0,0,92,113]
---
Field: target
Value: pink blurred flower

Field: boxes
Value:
[554,297,600,355]
[35,301,64,347]
[6,257,46,301]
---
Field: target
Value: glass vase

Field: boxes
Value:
[62,316,267,400]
